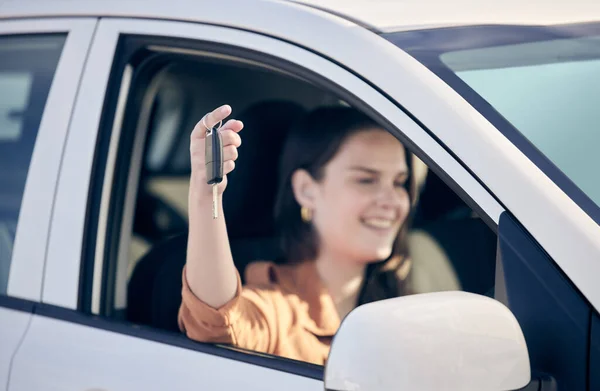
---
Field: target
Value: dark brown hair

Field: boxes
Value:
[273,106,417,305]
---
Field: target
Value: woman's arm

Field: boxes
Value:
[185,105,243,308]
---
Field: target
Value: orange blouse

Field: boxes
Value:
[178,261,341,365]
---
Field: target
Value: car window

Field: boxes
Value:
[441,36,600,208]
[82,36,498,368]
[0,34,66,294]
[384,23,600,221]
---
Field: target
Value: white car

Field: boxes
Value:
[1,0,599,390]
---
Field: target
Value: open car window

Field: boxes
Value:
[80,33,499,369]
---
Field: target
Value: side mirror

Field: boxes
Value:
[325,291,530,391]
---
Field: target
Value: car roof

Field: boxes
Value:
[1,0,600,33]
[292,0,600,32]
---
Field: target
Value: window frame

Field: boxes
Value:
[0,18,97,302]
[45,17,505,375]
[382,22,600,226]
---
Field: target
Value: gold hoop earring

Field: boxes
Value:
[300,206,313,223]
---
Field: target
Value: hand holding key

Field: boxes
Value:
[186,104,243,308]
[190,105,243,215]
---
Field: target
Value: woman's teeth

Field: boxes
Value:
[363,218,394,229]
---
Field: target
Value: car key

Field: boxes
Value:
[205,120,223,219]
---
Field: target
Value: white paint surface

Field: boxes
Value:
[326,292,531,391]
[9,315,322,391]
[0,308,31,389]
[2,0,600,32]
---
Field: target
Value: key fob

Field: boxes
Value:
[205,129,223,185]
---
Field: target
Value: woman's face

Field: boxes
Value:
[296,129,411,264]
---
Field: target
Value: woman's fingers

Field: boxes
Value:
[223,160,236,175]
[205,105,232,129]
[189,105,241,184]
[191,105,232,140]
[221,119,244,133]
[222,145,239,162]
[220,128,242,148]
[192,119,242,144]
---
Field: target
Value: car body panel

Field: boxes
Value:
[2,0,600,32]
[0,306,31,390]
[9,313,322,391]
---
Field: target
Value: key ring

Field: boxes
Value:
[202,116,222,136]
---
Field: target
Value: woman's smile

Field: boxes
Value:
[360,217,397,231]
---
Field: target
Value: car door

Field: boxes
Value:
[6,16,334,391]
[380,24,600,389]
[5,11,509,391]
[0,17,96,389]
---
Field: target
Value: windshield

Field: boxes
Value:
[384,22,600,223]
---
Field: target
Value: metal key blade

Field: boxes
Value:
[212,184,218,219]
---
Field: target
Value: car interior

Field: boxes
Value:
[93,47,497,340]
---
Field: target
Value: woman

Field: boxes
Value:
[179,104,416,365]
